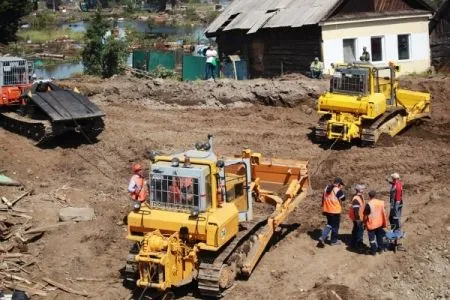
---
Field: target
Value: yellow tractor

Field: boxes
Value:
[315,62,431,146]
[124,135,310,297]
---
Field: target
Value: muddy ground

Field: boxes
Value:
[0,74,449,300]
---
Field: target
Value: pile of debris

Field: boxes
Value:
[0,173,94,297]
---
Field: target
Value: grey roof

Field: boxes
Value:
[205,0,341,36]
[205,0,435,36]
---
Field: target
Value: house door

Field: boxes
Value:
[249,38,264,77]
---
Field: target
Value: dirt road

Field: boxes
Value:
[0,74,448,299]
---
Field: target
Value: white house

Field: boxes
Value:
[321,10,432,75]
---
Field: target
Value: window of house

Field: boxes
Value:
[398,34,410,60]
[343,39,356,63]
[371,37,383,62]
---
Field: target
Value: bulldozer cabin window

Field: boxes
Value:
[1,61,28,86]
[331,68,369,95]
[150,175,200,211]
[398,34,410,60]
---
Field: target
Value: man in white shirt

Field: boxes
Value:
[205,45,218,80]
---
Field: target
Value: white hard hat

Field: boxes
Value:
[355,184,365,192]
[390,173,400,179]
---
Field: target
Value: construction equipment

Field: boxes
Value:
[315,62,431,146]
[0,57,104,143]
[124,135,310,297]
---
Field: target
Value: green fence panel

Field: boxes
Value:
[132,50,148,70]
[148,52,176,71]
[182,55,206,81]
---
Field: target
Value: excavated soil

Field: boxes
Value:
[0,74,449,300]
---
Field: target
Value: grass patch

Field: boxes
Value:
[18,29,85,43]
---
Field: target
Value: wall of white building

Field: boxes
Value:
[321,15,431,75]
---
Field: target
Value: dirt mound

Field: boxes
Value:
[59,74,329,110]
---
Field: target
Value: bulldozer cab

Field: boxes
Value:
[147,138,254,222]
[331,64,370,95]
[0,57,30,87]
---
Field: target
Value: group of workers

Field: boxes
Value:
[318,173,403,255]
[309,46,371,79]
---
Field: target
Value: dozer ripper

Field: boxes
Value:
[0,57,105,143]
[315,62,431,146]
[125,135,310,297]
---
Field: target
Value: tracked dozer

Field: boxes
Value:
[124,135,310,297]
[0,57,104,143]
[315,62,431,146]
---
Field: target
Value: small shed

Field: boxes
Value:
[205,0,435,78]
[430,0,450,72]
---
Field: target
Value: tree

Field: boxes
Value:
[0,0,32,44]
[82,11,109,76]
[82,11,129,78]
[101,36,128,78]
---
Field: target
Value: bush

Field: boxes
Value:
[151,65,178,79]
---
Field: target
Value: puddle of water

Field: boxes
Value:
[34,54,133,80]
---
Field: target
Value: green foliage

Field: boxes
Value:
[151,65,178,79]
[0,0,32,44]
[185,7,199,21]
[17,29,84,43]
[101,36,129,78]
[82,11,129,78]
[82,11,110,76]
[30,11,56,30]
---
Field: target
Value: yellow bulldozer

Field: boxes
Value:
[124,135,310,297]
[315,62,431,146]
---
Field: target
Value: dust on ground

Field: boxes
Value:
[0,74,449,300]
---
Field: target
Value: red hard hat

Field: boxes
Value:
[132,163,142,173]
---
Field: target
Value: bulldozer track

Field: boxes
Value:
[1,112,52,143]
[197,217,267,298]
[361,108,406,146]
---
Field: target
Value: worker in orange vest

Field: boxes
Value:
[318,177,346,246]
[128,163,149,202]
[348,184,366,252]
[363,190,388,256]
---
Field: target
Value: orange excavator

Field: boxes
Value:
[0,56,104,143]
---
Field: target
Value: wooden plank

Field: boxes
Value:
[4,282,47,296]
[42,277,92,297]
[11,190,34,206]
[24,222,73,234]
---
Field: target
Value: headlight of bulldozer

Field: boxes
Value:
[132,202,141,211]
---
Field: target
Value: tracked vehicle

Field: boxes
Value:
[124,135,310,297]
[0,57,104,143]
[315,62,431,146]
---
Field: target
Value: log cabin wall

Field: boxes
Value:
[216,25,322,78]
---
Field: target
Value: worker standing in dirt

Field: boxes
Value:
[348,184,366,252]
[363,190,388,255]
[389,172,403,231]
[205,45,218,81]
[318,177,346,246]
[128,163,149,203]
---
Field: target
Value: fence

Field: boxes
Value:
[132,50,248,81]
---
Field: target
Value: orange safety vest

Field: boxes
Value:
[130,174,148,202]
[365,199,387,230]
[348,194,365,221]
[323,186,342,214]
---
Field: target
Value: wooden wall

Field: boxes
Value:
[216,25,322,78]
[430,2,450,72]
